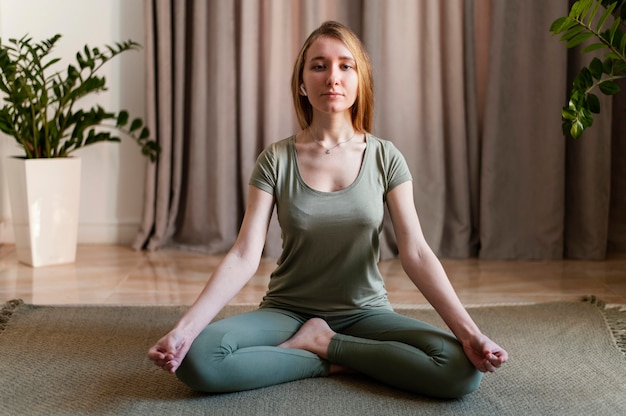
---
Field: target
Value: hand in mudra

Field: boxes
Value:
[463,333,508,373]
[148,330,191,373]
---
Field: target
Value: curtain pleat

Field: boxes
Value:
[362,0,471,258]
[478,1,569,259]
[609,81,626,253]
[134,0,182,251]
[135,0,626,260]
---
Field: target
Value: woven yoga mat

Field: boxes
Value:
[1,298,625,416]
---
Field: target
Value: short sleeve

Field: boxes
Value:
[249,145,277,195]
[383,141,412,193]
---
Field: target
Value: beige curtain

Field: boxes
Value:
[134,0,626,260]
[479,0,570,259]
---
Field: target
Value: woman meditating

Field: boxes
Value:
[148,20,508,399]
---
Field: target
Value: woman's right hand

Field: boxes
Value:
[146,187,274,374]
[148,329,193,373]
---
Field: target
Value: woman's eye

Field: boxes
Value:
[312,64,325,70]
[341,64,353,70]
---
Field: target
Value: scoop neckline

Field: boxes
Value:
[289,133,370,195]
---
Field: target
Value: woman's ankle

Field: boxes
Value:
[278,318,335,359]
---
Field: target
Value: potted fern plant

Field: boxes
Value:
[0,34,159,267]
[550,0,626,138]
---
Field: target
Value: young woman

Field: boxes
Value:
[148,21,508,399]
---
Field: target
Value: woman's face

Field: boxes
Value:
[301,36,358,118]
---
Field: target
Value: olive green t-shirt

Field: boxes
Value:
[249,134,412,314]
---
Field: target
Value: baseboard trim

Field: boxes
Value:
[2,221,140,245]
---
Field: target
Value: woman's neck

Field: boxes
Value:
[307,112,355,143]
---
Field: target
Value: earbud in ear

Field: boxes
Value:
[300,84,307,96]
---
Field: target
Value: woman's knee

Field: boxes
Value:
[175,361,230,393]
[436,366,483,399]
[174,329,233,392]
[431,344,483,399]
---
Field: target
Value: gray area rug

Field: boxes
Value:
[1,297,625,416]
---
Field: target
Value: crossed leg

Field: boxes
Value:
[279,309,483,398]
[175,308,329,392]
[176,307,482,398]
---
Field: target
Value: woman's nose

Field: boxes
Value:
[326,73,339,86]
[326,66,341,85]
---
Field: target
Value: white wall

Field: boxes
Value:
[0,0,148,245]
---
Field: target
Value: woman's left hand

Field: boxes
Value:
[462,334,509,373]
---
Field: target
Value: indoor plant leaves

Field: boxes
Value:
[550,0,626,139]
[0,34,160,160]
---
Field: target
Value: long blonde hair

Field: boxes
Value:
[291,21,374,132]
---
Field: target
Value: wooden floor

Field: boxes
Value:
[1,244,626,306]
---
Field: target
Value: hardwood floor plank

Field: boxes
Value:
[1,244,625,305]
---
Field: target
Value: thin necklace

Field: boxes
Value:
[310,130,357,154]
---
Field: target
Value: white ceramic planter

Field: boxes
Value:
[6,157,81,267]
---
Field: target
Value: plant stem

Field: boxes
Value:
[586,74,626,95]
[573,15,626,63]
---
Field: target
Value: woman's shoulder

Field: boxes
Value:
[255,135,294,162]
[366,133,403,157]
[365,133,412,187]
[267,135,294,151]
[250,136,296,190]
[258,135,294,160]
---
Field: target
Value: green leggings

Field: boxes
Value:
[176,307,483,399]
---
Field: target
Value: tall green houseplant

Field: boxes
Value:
[0,34,159,160]
[550,0,626,138]
[0,34,159,267]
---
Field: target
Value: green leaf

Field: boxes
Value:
[567,32,595,48]
[570,0,588,19]
[139,126,150,139]
[613,59,626,73]
[582,42,608,53]
[579,0,596,23]
[598,79,621,94]
[570,120,584,139]
[609,16,622,44]
[562,107,577,120]
[587,0,602,25]
[76,52,88,70]
[560,26,586,42]
[129,118,142,132]
[51,80,62,99]
[574,67,594,90]
[116,110,129,127]
[589,57,604,78]
[550,16,570,34]
[597,1,618,32]
[67,64,79,79]
[614,28,625,49]
[41,57,61,71]
[555,18,581,35]
[587,93,601,113]
[562,120,571,137]
[579,106,594,126]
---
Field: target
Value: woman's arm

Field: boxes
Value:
[148,185,275,373]
[386,181,508,372]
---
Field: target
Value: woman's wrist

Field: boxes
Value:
[449,318,482,344]
[173,313,209,340]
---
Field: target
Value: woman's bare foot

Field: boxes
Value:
[278,318,336,359]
